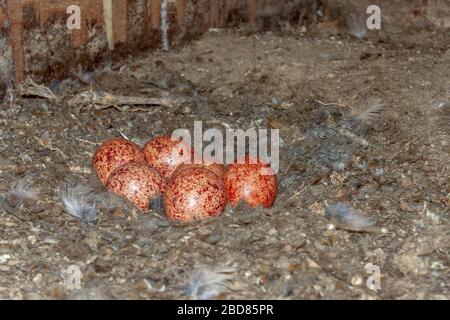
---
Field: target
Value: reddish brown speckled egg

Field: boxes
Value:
[223,156,278,208]
[164,167,227,222]
[172,161,225,179]
[202,158,226,178]
[92,138,145,185]
[143,135,193,179]
[106,162,166,212]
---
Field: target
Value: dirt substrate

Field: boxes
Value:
[0,27,449,299]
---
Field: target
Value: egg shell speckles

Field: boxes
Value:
[172,162,225,179]
[223,156,278,208]
[93,138,145,185]
[202,160,226,178]
[106,162,166,212]
[164,167,227,222]
[143,135,194,179]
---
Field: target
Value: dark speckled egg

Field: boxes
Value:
[223,156,278,208]
[164,167,227,222]
[143,135,193,179]
[106,162,166,212]
[202,159,226,178]
[172,161,225,179]
[92,138,145,185]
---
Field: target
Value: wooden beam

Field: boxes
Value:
[150,0,161,29]
[7,0,24,84]
[176,0,185,25]
[112,0,128,43]
[72,0,88,48]
[37,0,51,27]
[210,0,219,27]
[218,0,230,27]
[103,0,114,49]
[0,6,6,29]
[247,0,256,28]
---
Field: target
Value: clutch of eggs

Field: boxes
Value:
[93,136,278,219]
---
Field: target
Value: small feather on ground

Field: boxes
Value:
[182,266,236,300]
[325,202,377,232]
[4,174,39,207]
[348,97,385,124]
[59,185,97,224]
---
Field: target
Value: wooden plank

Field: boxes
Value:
[113,0,128,43]
[88,0,104,25]
[72,0,88,48]
[7,0,24,84]
[176,0,185,25]
[150,0,161,29]
[247,0,257,27]
[218,0,230,27]
[210,0,219,27]
[103,0,114,49]
[37,0,51,27]
[0,6,5,29]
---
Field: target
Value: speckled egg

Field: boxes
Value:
[172,161,225,179]
[223,156,278,208]
[164,167,227,222]
[106,162,166,212]
[143,135,193,179]
[203,159,226,178]
[92,138,145,185]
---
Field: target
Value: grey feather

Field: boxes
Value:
[182,266,236,300]
[8,175,39,199]
[60,185,97,224]
[325,202,377,232]
[348,97,385,123]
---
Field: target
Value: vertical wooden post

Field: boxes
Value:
[103,0,114,50]
[92,0,104,24]
[218,0,230,28]
[210,0,219,27]
[7,0,24,84]
[176,0,185,25]
[0,6,5,29]
[150,0,161,29]
[247,0,257,28]
[72,0,88,48]
[112,0,128,43]
[37,0,51,27]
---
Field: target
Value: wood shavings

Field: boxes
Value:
[17,77,59,102]
[67,90,190,110]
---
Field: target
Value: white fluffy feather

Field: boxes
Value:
[183,266,236,300]
[60,185,97,224]
[325,202,376,232]
[346,12,367,39]
[349,97,385,123]
[6,175,39,205]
